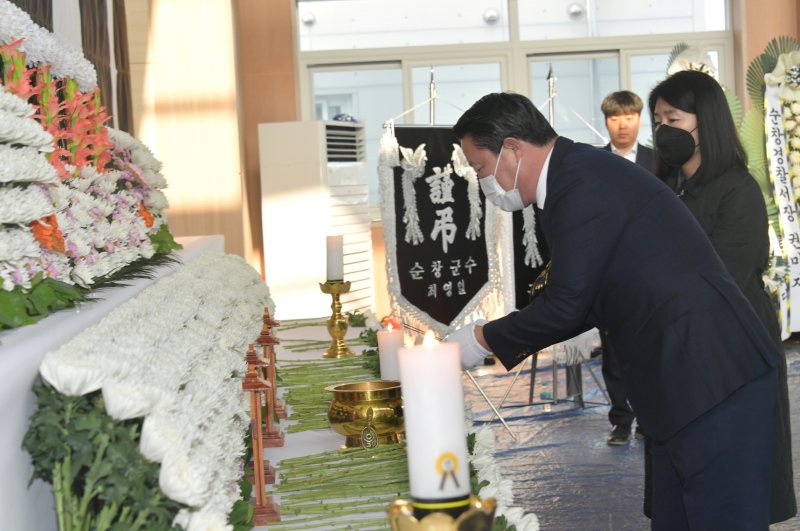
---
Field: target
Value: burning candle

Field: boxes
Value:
[398,330,471,519]
[377,323,403,380]
[326,235,344,281]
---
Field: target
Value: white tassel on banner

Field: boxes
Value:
[521,205,543,268]
[451,144,483,240]
[399,144,427,245]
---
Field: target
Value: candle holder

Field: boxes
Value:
[387,496,496,530]
[319,280,355,359]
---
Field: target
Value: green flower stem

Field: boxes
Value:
[76,434,110,531]
[53,459,67,531]
[94,501,119,531]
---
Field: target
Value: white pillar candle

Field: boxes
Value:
[398,331,471,506]
[326,235,344,281]
[377,323,403,380]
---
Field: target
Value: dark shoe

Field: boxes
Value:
[607,425,631,445]
[483,355,496,366]
[590,346,603,359]
[634,425,646,440]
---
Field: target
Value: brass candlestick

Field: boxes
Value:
[387,496,496,530]
[319,280,355,359]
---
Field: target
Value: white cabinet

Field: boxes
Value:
[258,121,373,319]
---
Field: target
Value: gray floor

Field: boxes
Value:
[463,341,800,531]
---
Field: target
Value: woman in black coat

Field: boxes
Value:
[647,69,796,524]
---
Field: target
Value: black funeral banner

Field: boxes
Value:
[512,208,550,309]
[389,126,489,327]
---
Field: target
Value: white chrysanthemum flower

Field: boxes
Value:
[500,506,525,526]
[185,507,233,531]
[145,189,169,211]
[0,184,56,223]
[0,144,59,184]
[0,109,54,150]
[0,226,40,261]
[789,151,800,164]
[786,119,798,132]
[791,102,800,115]
[159,452,210,507]
[0,89,35,118]
[39,357,106,397]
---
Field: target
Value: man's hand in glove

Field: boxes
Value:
[446,319,492,370]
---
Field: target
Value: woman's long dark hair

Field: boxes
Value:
[648,70,747,181]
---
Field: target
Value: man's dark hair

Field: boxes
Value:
[601,90,644,117]
[453,92,557,153]
[648,70,746,180]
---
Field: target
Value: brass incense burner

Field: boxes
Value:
[326,380,404,448]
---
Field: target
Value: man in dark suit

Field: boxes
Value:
[600,90,653,169]
[598,90,654,445]
[449,92,781,530]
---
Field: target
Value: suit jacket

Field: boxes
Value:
[483,137,781,441]
[602,142,653,172]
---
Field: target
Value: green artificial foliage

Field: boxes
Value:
[666,42,690,71]
[746,55,769,111]
[345,309,368,327]
[0,274,86,329]
[23,385,183,531]
[150,224,184,254]
[725,87,743,129]
[764,36,800,65]
[88,252,182,292]
[740,108,770,193]
[358,327,378,347]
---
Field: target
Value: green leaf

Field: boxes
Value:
[345,309,367,327]
[29,280,57,315]
[230,500,254,526]
[666,42,690,71]
[746,55,768,111]
[741,108,769,194]
[0,289,37,327]
[150,223,183,254]
[724,88,743,129]
[764,36,800,61]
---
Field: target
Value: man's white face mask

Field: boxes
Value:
[479,144,524,212]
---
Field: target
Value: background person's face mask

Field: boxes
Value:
[655,124,697,167]
[479,145,525,212]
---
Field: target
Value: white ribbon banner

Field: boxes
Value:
[765,84,800,333]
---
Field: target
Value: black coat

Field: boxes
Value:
[484,137,782,441]
[664,165,797,523]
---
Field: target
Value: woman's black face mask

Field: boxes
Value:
[655,124,697,167]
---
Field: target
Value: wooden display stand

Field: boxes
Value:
[243,351,280,523]
[257,308,287,419]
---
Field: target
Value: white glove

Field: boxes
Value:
[446,319,492,370]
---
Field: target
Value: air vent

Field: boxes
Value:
[325,123,365,162]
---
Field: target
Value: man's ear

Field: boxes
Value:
[503,137,523,152]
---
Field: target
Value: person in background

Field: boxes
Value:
[598,90,653,445]
[648,69,796,524]
[448,91,783,530]
[601,90,653,168]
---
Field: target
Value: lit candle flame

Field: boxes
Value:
[387,322,393,332]
[422,329,437,347]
